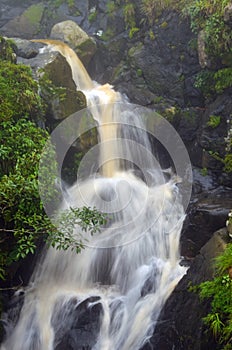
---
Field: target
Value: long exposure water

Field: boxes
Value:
[1,41,188,350]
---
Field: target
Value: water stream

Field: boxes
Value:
[1,41,188,350]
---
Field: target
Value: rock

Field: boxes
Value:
[0,3,45,39]
[197,30,210,68]
[50,20,97,66]
[16,42,86,121]
[107,12,201,108]
[53,296,103,350]
[197,90,232,177]
[224,4,232,26]
[141,229,229,350]
[181,186,232,258]
[10,37,43,59]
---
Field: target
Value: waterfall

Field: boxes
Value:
[1,41,190,350]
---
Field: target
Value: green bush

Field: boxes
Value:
[123,2,136,29]
[198,243,232,349]
[0,46,106,282]
[0,61,44,122]
[182,0,232,59]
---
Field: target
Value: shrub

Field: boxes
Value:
[198,243,232,349]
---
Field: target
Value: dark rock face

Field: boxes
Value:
[181,185,232,257]
[53,296,103,350]
[89,11,202,109]
[198,91,232,172]
[141,229,229,350]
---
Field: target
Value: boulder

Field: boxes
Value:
[50,20,97,66]
[53,296,103,350]
[11,37,42,59]
[15,40,86,121]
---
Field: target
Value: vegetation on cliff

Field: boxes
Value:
[198,240,232,349]
[0,37,105,283]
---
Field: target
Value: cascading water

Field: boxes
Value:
[1,41,190,350]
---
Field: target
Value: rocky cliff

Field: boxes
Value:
[0,1,231,349]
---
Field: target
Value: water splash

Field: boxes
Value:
[1,41,189,350]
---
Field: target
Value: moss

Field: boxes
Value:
[100,28,115,41]
[129,27,140,39]
[136,68,143,77]
[0,37,16,63]
[160,21,168,29]
[149,29,156,40]
[76,38,97,65]
[163,106,177,122]
[0,60,44,122]
[88,10,97,23]
[24,3,44,27]
[128,42,143,59]
[112,62,127,81]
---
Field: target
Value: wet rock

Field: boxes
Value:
[50,20,97,66]
[16,43,86,121]
[141,229,229,350]
[11,37,43,58]
[181,185,232,257]
[89,11,202,108]
[53,296,102,350]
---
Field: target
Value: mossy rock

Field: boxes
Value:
[50,20,97,66]
[76,38,97,66]
[128,42,143,59]
[0,36,16,63]
[1,3,45,38]
[40,52,87,120]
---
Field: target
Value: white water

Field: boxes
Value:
[1,41,187,350]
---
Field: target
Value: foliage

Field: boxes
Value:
[129,27,140,39]
[0,61,44,122]
[194,70,215,97]
[123,2,136,29]
[0,119,106,276]
[0,37,16,63]
[198,243,232,349]
[88,10,97,23]
[140,0,179,25]
[201,167,208,176]
[107,1,118,16]
[182,0,232,59]
[207,115,221,128]
[0,118,54,277]
[100,28,115,41]
[38,68,67,105]
[47,207,107,253]
[0,57,106,281]
[214,68,232,94]
[195,68,232,96]
[140,0,157,26]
